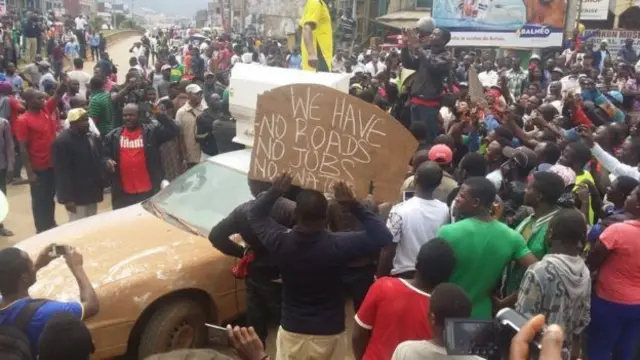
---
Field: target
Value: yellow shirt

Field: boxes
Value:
[575,171,595,225]
[299,0,333,72]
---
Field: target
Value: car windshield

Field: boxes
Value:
[149,161,252,234]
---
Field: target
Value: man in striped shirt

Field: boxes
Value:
[87,76,133,137]
[88,77,115,137]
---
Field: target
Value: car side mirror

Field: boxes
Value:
[160,180,170,189]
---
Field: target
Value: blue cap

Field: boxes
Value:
[607,90,623,104]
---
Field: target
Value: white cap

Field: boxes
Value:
[185,84,203,94]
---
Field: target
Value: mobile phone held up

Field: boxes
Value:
[51,245,67,257]
[205,323,229,346]
[444,308,569,360]
[403,191,415,202]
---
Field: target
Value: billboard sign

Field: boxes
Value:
[580,0,610,20]
[432,0,566,48]
[584,29,640,54]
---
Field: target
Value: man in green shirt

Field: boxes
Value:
[88,76,116,136]
[168,55,184,82]
[502,171,566,299]
[87,77,133,136]
[436,177,537,319]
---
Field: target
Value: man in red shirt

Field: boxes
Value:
[103,102,179,209]
[7,91,26,185]
[352,238,456,360]
[216,43,232,72]
[15,85,66,233]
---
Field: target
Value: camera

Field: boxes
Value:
[444,308,569,360]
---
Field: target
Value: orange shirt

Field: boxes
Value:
[184,55,192,75]
[596,220,640,304]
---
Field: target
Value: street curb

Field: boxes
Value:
[102,29,145,44]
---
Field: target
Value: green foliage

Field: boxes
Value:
[114,13,127,28]
[120,18,137,29]
[89,14,105,31]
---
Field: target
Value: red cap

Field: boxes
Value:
[428,144,453,165]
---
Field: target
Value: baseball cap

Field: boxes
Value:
[503,146,538,170]
[185,84,203,94]
[160,64,171,71]
[606,90,623,104]
[67,108,88,123]
[552,67,564,75]
[428,144,453,165]
[37,60,51,68]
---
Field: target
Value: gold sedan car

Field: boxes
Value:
[16,149,254,359]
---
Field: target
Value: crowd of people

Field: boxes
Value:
[0,4,638,360]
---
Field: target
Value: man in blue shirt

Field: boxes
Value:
[0,244,99,355]
[5,63,24,94]
[97,52,115,78]
[88,32,101,61]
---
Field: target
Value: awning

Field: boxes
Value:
[374,10,431,29]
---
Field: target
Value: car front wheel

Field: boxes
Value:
[137,299,208,359]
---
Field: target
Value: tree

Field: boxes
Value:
[89,14,105,31]
[114,13,126,28]
[120,18,137,29]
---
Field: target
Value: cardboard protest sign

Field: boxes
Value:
[468,67,488,108]
[249,84,417,203]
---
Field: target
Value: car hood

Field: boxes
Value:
[16,204,216,302]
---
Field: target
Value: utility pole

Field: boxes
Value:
[227,0,232,33]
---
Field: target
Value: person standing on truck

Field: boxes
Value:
[300,0,333,72]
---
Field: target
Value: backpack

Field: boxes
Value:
[0,299,48,360]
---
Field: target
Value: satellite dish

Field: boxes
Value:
[0,189,9,224]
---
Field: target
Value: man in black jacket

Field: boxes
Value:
[198,94,243,156]
[103,103,179,209]
[401,25,452,145]
[23,15,42,63]
[53,108,105,221]
[195,94,221,159]
[208,179,295,345]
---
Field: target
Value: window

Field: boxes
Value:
[149,162,252,234]
[415,0,432,9]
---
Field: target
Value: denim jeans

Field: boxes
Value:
[91,46,100,61]
[52,60,63,80]
[245,277,282,345]
[410,103,441,145]
[29,168,56,233]
[588,294,640,360]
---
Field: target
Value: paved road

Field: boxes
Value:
[1,35,359,357]
[0,35,142,248]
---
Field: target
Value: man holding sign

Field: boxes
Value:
[248,173,392,360]
[300,0,332,72]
